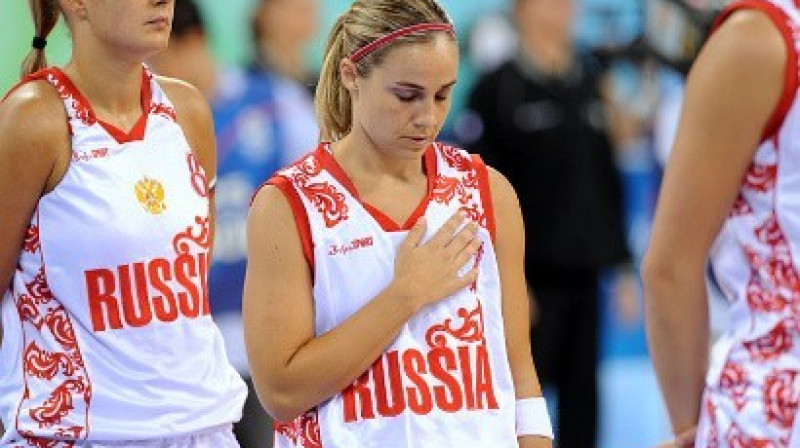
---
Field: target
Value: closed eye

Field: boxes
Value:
[393,89,421,102]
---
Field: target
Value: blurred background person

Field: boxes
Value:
[148,0,319,446]
[459,0,635,446]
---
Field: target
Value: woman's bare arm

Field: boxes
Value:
[643,9,786,434]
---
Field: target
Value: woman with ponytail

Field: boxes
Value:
[0,0,246,446]
[243,1,552,447]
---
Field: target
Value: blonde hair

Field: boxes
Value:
[20,0,61,78]
[315,0,455,141]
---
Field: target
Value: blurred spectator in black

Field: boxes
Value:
[459,0,632,446]
[148,1,318,447]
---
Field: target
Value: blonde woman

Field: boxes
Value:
[244,0,553,447]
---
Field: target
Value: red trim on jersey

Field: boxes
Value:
[470,154,496,243]
[712,0,799,142]
[318,144,437,232]
[261,176,315,270]
[48,67,152,144]
[1,69,51,104]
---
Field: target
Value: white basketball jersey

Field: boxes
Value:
[0,67,247,445]
[698,1,800,446]
[266,143,517,447]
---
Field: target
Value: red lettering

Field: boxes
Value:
[149,258,178,323]
[475,345,499,409]
[343,370,375,423]
[175,254,200,318]
[86,268,122,331]
[457,345,476,409]
[119,263,153,327]
[402,349,432,415]
[374,351,405,418]
[428,348,463,412]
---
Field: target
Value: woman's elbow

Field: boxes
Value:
[251,377,311,423]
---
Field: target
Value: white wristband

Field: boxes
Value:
[515,397,554,439]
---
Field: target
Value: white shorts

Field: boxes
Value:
[2,424,240,448]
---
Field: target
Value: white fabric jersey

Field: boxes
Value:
[266,143,517,448]
[698,1,800,446]
[0,67,247,446]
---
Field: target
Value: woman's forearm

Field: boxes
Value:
[255,282,418,421]
[644,262,709,434]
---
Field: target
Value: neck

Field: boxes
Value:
[333,132,427,184]
[259,43,306,82]
[64,41,145,117]
[519,28,573,75]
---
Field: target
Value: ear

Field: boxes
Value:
[339,57,359,95]
[60,0,88,21]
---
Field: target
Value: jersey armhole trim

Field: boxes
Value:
[712,0,799,142]
[470,154,497,244]
[257,176,315,270]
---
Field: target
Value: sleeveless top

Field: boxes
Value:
[0,66,246,445]
[698,1,800,445]
[265,143,517,447]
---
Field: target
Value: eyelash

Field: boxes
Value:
[395,92,450,102]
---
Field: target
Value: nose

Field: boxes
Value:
[412,97,437,130]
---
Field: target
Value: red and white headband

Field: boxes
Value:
[349,22,455,63]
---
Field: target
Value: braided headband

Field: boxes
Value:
[349,22,455,63]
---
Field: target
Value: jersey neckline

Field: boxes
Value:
[48,66,153,144]
[317,142,438,232]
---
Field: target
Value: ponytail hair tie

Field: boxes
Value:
[32,36,48,50]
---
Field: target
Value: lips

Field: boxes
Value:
[146,17,169,26]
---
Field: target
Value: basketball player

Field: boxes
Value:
[644,0,800,446]
[243,0,554,447]
[0,0,246,446]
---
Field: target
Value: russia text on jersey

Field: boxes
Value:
[342,298,498,422]
[85,251,210,331]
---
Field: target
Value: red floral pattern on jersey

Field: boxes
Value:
[440,145,472,172]
[743,321,794,362]
[425,299,485,348]
[46,73,95,127]
[288,154,349,228]
[719,361,749,411]
[29,378,88,428]
[432,174,475,206]
[18,432,76,448]
[24,225,41,253]
[24,342,77,380]
[725,423,777,448]
[731,194,754,217]
[13,212,91,440]
[274,408,322,448]
[44,306,78,350]
[186,153,208,198]
[743,163,778,193]
[746,270,789,314]
[755,213,791,250]
[172,215,211,253]
[26,267,55,303]
[18,294,43,329]
[150,102,177,122]
[763,369,800,429]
